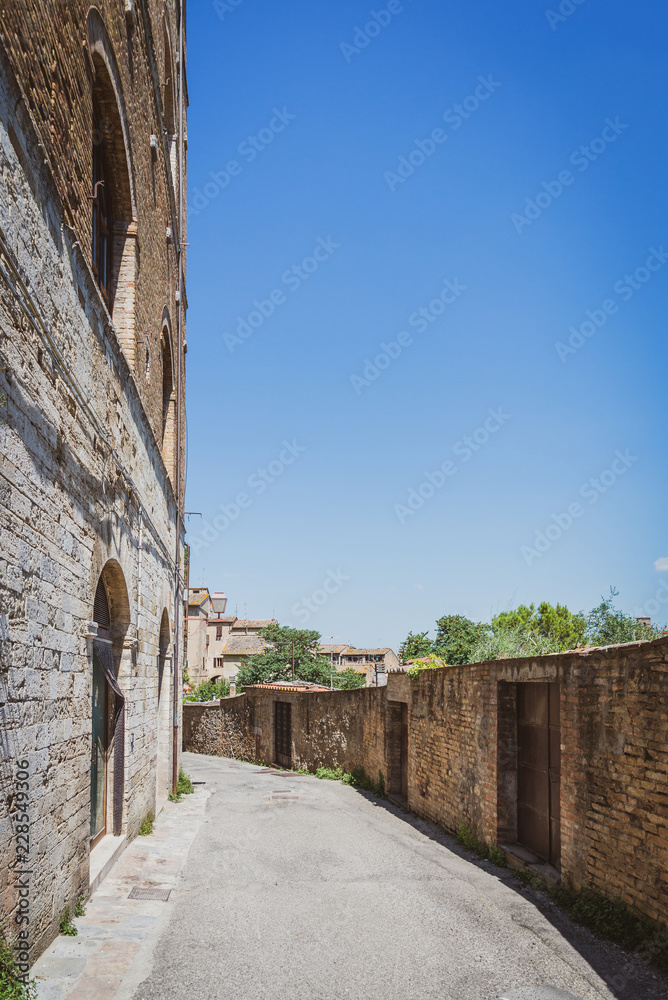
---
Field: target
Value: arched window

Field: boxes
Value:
[163,21,178,194]
[92,116,112,304]
[88,10,138,367]
[161,326,176,481]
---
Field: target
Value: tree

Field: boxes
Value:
[333,667,367,690]
[434,615,490,664]
[585,588,665,646]
[493,602,586,651]
[237,623,332,688]
[398,630,434,662]
[183,677,230,702]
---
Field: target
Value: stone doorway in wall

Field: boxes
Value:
[90,561,130,849]
[157,610,172,803]
[90,642,109,847]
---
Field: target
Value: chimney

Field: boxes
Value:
[636,617,651,628]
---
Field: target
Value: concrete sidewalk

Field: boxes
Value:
[32,785,209,1000]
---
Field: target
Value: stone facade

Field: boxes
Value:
[0,1,187,962]
[184,637,668,931]
[185,587,274,685]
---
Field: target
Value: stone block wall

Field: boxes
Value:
[184,686,389,783]
[0,0,186,963]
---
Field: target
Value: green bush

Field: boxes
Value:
[73,897,86,918]
[315,764,385,797]
[315,766,344,780]
[183,678,230,702]
[0,922,37,1000]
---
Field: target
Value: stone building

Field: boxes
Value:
[319,644,399,685]
[186,587,275,685]
[0,0,187,962]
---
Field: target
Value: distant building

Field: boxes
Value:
[319,645,400,686]
[186,588,275,685]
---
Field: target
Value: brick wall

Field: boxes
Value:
[184,639,668,931]
[405,640,668,930]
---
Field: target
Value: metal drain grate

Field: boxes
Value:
[499,990,583,1000]
[128,887,171,901]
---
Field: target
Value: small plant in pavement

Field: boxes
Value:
[139,812,154,836]
[0,921,37,1000]
[169,768,195,802]
[59,907,77,937]
[73,897,86,918]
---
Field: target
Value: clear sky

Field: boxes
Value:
[184,0,668,651]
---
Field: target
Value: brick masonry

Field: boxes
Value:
[0,1,186,962]
[184,638,668,930]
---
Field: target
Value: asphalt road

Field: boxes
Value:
[132,754,666,1000]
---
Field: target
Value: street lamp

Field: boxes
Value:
[210,592,228,617]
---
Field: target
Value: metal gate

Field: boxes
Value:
[274,701,292,769]
[517,682,561,866]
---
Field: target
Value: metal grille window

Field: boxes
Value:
[93,577,110,632]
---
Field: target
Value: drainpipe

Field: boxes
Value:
[173,0,186,796]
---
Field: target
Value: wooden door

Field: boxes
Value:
[90,650,108,845]
[274,701,292,769]
[517,682,560,866]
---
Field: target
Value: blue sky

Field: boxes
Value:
[184,0,668,651]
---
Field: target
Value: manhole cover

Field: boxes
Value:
[128,887,171,901]
[499,990,583,1000]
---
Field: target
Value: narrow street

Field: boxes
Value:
[31,753,668,1000]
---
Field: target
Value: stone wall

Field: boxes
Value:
[0,0,186,963]
[184,638,668,931]
[184,687,388,782]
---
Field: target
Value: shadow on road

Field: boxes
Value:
[351,788,668,1000]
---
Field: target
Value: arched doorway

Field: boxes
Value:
[157,609,172,802]
[91,577,110,845]
[90,562,129,845]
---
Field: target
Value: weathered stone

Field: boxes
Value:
[0,0,186,964]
